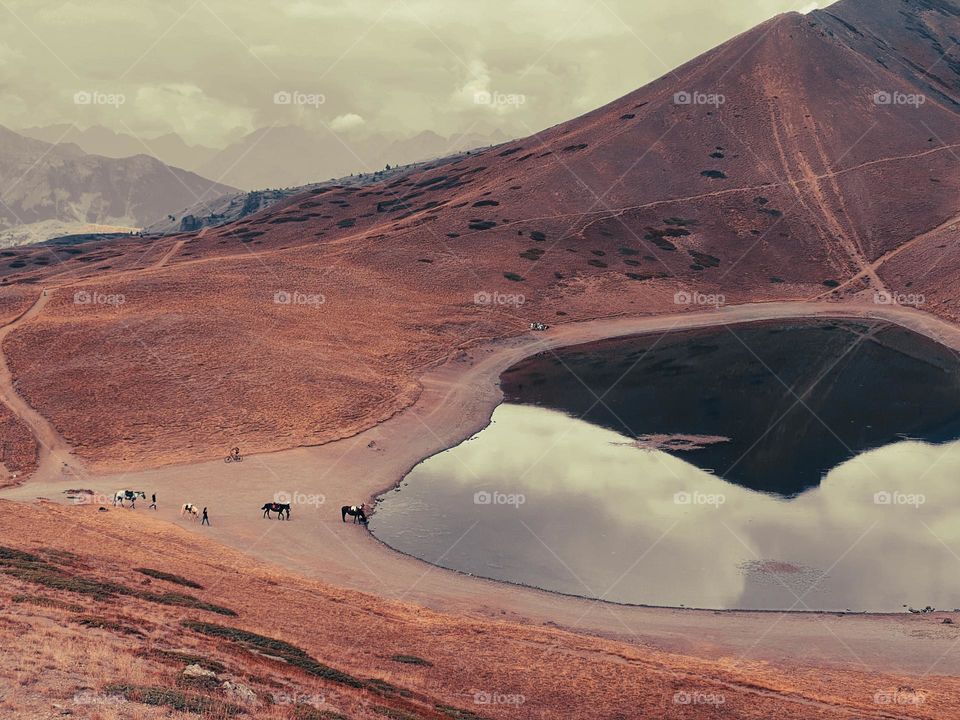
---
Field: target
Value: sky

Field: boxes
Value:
[0,0,832,148]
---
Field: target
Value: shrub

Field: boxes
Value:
[105,685,243,715]
[181,620,363,688]
[135,568,203,589]
[390,654,433,667]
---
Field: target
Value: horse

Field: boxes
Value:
[341,504,368,524]
[261,502,291,520]
[113,490,146,507]
[180,503,200,520]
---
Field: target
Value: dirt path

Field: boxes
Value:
[5,299,960,677]
[0,289,85,485]
[812,212,960,300]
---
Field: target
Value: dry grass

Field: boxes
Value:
[0,500,957,718]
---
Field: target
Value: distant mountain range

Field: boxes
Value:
[0,126,236,247]
[19,124,510,191]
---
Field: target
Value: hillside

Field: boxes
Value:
[0,0,957,470]
[2,500,958,719]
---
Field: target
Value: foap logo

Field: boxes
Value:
[472,691,526,707]
[273,90,325,108]
[73,90,126,108]
[474,290,525,307]
[272,691,326,708]
[673,90,725,107]
[673,690,725,706]
[674,290,725,308]
[873,490,925,508]
[873,90,926,108]
[873,688,927,706]
[874,290,925,307]
[474,90,526,108]
[73,690,126,706]
[274,490,325,508]
[674,491,725,508]
[274,290,325,308]
[474,490,525,508]
[74,290,125,306]
[71,492,112,506]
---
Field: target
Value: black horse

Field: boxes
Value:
[341,504,368,524]
[261,502,291,520]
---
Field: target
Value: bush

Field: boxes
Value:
[181,620,364,688]
[390,655,432,667]
[105,685,243,716]
[135,568,203,589]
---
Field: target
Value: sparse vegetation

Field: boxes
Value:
[140,648,227,674]
[181,620,365,688]
[105,684,244,715]
[0,544,235,615]
[468,220,496,231]
[73,614,145,636]
[373,706,424,720]
[436,705,490,720]
[390,654,433,667]
[689,251,721,268]
[136,567,204,589]
[11,593,84,612]
[294,707,352,720]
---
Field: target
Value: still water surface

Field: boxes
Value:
[370,321,960,611]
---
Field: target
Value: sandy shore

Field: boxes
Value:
[6,299,960,675]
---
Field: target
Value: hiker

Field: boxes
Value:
[201,507,210,525]
[148,493,157,510]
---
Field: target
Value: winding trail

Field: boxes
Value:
[5,299,960,678]
[0,289,83,484]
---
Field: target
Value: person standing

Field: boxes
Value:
[201,507,210,526]
[148,493,157,510]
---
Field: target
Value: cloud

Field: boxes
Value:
[132,84,254,146]
[453,59,493,109]
[0,0,826,146]
[330,113,365,131]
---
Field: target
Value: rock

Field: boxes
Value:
[182,664,217,679]
[943,618,954,624]
[222,680,256,704]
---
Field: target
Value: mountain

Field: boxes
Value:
[19,124,510,192]
[196,126,508,190]
[18,124,219,173]
[0,126,237,246]
[143,153,476,236]
[3,0,960,471]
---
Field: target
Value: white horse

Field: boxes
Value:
[180,503,200,520]
[113,490,146,507]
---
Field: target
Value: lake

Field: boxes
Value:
[369,320,960,611]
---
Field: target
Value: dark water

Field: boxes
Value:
[370,321,960,611]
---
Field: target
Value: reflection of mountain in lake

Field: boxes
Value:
[500,320,960,496]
